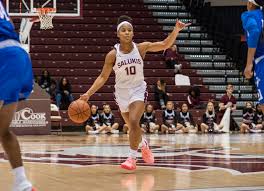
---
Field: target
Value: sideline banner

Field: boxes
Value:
[10,83,51,135]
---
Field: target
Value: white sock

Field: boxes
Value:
[139,136,148,148]
[129,149,138,159]
[12,166,28,186]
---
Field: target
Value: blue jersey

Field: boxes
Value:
[0,0,19,42]
[241,9,264,58]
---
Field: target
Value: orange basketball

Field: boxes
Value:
[68,100,91,124]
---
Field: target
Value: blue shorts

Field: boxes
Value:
[0,46,33,105]
[254,59,264,104]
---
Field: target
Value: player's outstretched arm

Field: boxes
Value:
[138,20,191,55]
[80,50,116,102]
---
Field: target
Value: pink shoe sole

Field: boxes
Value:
[120,163,136,170]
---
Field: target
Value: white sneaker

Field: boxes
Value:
[111,130,119,134]
[249,129,262,133]
[88,130,99,135]
[13,180,33,191]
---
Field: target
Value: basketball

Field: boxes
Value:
[68,100,91,123]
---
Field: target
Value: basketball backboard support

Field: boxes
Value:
[4,0,82,53]
[5,0,82,18]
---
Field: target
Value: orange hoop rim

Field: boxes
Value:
[36,8,56,15]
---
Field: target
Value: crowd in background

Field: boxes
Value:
[39,44,263,134]
[35,70,74,110]
[85,84,263,135]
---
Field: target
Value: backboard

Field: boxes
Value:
[5,0,82,18]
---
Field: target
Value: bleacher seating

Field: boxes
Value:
[11,0,256,129]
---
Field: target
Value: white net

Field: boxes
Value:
[37,8,56,30]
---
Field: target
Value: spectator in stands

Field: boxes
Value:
[240,102,259,133]
[163,44,182,73]
[56,77,74,109]
[217,84,237,131]
[140,104,159,134]
[201,101,219,133]
[240,102,262,133]
[48,79,57,103]
[187,86,201,109]
[34,75,39,84]
[39,70,52,92]
[154,79,171,109]
[177,103,198,133]
[161,101,180,134]
[85,105,107,134]
[101,104,119,134]
[254,103,264,130]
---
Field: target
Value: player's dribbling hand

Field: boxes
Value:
[244,64,253,79]
[175,19,192,32]
[80,93,90,102]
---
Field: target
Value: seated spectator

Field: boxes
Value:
[48,79,57,103]
[154,79,171,109]
[39,70,52,92]
[201,101,220,133]
[240,102,262,133]
[254,104,264,130]
[34,75,39,84]
[140,104,160,134]
[101,104,119,134]
[56,77,74,109]
[187,86,201,109]
[161,101,181,134]
[163,44,182,73]
[123,123,129,134]
[217,84,237,131]
[177,103,198,133]
[85,105,107,134]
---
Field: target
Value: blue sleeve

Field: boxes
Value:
[244,17,261,48]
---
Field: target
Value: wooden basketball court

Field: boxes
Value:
[1,134,264,191]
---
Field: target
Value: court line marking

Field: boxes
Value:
[158,187,264,191]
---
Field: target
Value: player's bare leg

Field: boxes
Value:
[0,102,34,191]
[128,101,145,151]
[121,101,154,170]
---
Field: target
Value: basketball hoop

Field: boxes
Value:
[36,8,56,30]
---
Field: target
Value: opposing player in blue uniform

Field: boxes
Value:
[242,0,264,113]
[0,1,36,190]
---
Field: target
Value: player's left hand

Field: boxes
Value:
[244,64,253,79]
[175,19,192,32]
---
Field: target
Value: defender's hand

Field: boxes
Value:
[244,65,253,80]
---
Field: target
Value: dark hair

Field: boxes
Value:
[188,86,200,97]
[90,105,98,114]
[226,84,233,89]
[39,70,51,85]
[59,77,71,90]
[181,103,188,110]
[145,104,153,110]
[160,79,165,85]
[117,15,133,25]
